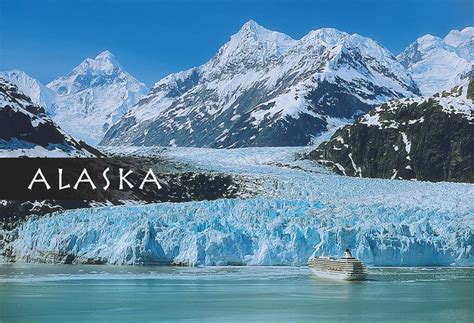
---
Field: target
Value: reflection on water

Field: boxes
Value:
[0,265,473,322]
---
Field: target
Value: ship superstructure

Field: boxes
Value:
[308,249,368,281]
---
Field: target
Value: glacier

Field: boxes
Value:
[8,146,474,267]
[11,197,473,266]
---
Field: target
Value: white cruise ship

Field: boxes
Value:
[308,249,368,281]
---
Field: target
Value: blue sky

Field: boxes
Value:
[0,0,472,86]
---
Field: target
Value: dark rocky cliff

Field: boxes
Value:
[308,78,474,183]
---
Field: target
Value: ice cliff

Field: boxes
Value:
[11,197,473,266]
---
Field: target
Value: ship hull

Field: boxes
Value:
[309,268,368,281]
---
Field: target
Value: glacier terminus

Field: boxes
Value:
[6,147,473,267]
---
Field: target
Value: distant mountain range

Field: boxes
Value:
[398,27,473,96]
[0,70,58,116]
[1,21,473,149]
[1,51,148,145]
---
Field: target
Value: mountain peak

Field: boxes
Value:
[460,26,474,35]
[446,27,474,38]
[2,69,27,77]
[300,28,389,53]
[417,34,441,43]
[397,28,473,95]
[238,19,269,36]
[300,28,395,65]
[413,34,445,52]
[299,27,349,50]
[241,19,259,30]
[0,69,45,86]
[444,27,474,48]
[94,50,117,63]
[76,50,122,75]
[103,24,419,148]
[305,27,347,40]
[48,50,127,95]
[46,50,148,145]
[209,20,296,70]
[234,20,295,46]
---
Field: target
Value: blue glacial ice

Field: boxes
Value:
[12,197,473,266]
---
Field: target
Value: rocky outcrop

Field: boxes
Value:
[308,77,474,183]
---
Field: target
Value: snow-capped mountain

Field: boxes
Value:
[309,75,474,182]
[47,50,148,145]
[0,70,57,115]
[397,27,473,95]
[101,20,419,148]
[0,78,99,157]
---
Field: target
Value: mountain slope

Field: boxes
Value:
[397,27,473,95]
[47,50,148,145]
[0,70,57,115]
[0,78,99,157]
[101,21,419,148]
[308,76,474,183]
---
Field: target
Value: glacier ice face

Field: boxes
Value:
[11,196,473,266]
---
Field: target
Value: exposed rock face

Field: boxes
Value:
[308,77,474,183]
[101,21,419,148]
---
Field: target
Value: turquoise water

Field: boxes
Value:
[0,265,472,322]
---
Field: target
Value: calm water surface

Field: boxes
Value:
[0,265,472,322]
